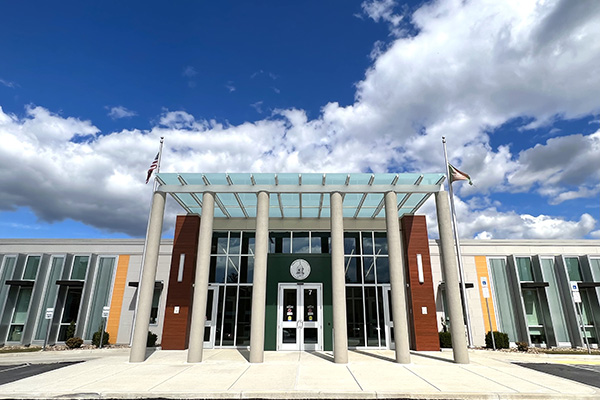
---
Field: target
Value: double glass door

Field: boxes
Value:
[277,283,323,350]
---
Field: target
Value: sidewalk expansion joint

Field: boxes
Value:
[404,365,442,392]
[346,365,363,391]
[459,365,517,393]
[227,364,251,391]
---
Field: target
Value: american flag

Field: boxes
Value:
[145,153,159,184]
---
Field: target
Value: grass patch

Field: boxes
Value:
[0,347,43,354]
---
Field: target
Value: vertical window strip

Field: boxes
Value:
[177,254,185,282]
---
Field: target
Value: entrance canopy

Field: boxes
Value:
[156,172,445,219]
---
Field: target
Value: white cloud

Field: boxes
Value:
[361,0,404,33]
[508,130,600,203]
[0,78,18,88]
[107,106,137,120]
[182,66,197,78]
[250,101,264,114]
[225,82,236,92]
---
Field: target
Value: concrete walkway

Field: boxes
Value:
[0,348,599,399]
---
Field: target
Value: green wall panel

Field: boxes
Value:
[265,254,333,351]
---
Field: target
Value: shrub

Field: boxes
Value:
[92,328,109,347]
[485,331,509,349]
[65,321,76,340]
[147,331,158,347]
[65,337,83,349]
[439,331,452,348]
[516,341,529,352]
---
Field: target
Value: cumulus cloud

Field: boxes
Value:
[508,131,600,204]
[107,106,137,120]
[2,0,600,238]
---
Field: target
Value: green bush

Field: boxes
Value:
[439,331,452,348]
[516,341,529,352]
[485,331,509,349]
[65,321,76,340]
[65,337,83,349]
[92,328,109,347]
[147,331,158,347]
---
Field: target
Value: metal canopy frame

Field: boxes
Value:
[156,172,445,219]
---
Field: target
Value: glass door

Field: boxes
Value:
[204,287,218,348]
[277,283,322,351]
[383,285,395,349]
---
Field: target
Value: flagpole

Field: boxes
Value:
[129,136,165,345]
[154,136,165,190]
[442,136,474,348]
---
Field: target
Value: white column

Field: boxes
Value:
[187,192,215,363]
[330,192,348,363]
[435,190,469,364]
[384,191,411,364]
[249,191,270,363]
[130,191,166,363]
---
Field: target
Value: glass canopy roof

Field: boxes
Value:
[156,172,445,219]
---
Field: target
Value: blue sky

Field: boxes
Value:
[1,0,599,240]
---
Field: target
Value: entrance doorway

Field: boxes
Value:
[382,285,395,349]
[203,286,218,348]
[277,283,323,350]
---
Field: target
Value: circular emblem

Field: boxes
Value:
[290,259,311,280]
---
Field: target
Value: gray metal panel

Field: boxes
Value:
[532,255,557,347]
[77,254,97,339]
[555,255,583,347]
[31,254,66,344]
[507,255,530,344]
[22,254,51,345]
[581,255,600,344]
[0,256,18,345]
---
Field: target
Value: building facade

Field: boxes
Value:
[0,173,598,361]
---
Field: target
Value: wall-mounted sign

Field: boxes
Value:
[290,259,311,280]
[45,308,54,320]
[102,306,110,318]
[480,277,490,299]
[570,281,582,303]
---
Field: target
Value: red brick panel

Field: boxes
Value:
[401,215,440,351]
[161,215,200,350]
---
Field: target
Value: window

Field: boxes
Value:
[516,257,534,282]
[150,287,162,325]
[565,257,582,281]
[522,289,545,344]
[70,256,90,280]
[8,288,33,342]
[22,256,40,280]
[85,257,116,339]
[58,288,82,341]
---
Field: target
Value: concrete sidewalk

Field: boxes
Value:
[0,347,599,399]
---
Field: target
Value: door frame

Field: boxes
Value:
[382,285,395,350]
[204,286,219,348]
[276,283,323,351]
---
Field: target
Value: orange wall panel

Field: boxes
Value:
[106,255,130,343]
[475,255,497,333]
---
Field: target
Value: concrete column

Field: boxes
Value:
[249,191,270,363]
[330,192,349,363]
[435,190,469,364]
[187,192,215,363]
[384,191,411,364]
[130,191,166,363]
